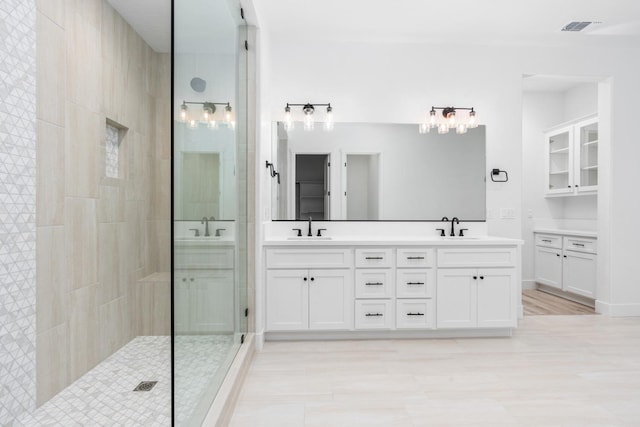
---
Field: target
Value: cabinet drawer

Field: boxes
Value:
[175,247,234,269]
[355,269,394,299]
[563,236,597,254]
[535,234,562,249]
[396,248,435,268]
[355,248,393,268]
[266,248,352,268]
[396,269,435,298]
[396,299,434,329]
[437,247,517,268]
[354,300,393,329]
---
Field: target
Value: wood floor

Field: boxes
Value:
[230,315,640,426]
[522,289,595,316]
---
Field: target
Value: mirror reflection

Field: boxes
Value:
[271,122,486,221]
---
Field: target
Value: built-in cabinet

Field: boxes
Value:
[534,232,597,299]
[265,242,520,337]
[174,245,235,333]
[544,116,598,196]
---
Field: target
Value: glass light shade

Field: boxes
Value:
[418,123,429,134]
[188,119,198,129]
[429,109,437,128]
[438,123,449,134]
[456,123,467,134]
[304,113,314,131]
[208,120,217,129]
[324,106,334,131]
[447,111,456,128]
[468,110,478,128]
[225,105,233,124]
[179,104,188,122]
[202,107,211,122]
[284,106,293,131]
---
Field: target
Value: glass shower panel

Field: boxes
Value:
[172,1,247,425]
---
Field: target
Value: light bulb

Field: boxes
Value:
[447,110,456,128]
[324,105,334,131]
[202,107,211,122]
[179,103,188,122]
[468,109,478,128]
[225,104,233,124]
[418,123,429,134]
[456,123,467,134]
[208,120,217,129]
[188,119,198,129]
[429,109,437,128]
[284,105,293,131]
[438,123,449,134]
[303,103,315,131]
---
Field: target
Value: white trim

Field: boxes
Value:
[265,328,513,341]
[521,279,537,290]
[596,301,640,317]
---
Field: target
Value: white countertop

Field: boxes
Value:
[263,235,523,246]
[534,228,597,238]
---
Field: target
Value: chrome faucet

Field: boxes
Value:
[449,217,459,237]
[307,216,313,237]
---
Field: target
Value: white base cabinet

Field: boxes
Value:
[534,232,597,299]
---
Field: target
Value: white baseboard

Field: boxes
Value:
[521,280,537,290]
[596,301,640,317]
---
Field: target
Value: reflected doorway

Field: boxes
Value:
[294,154,330,220]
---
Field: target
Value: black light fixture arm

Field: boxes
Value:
[183,100,231,107]
[265,161,280,184]
[286,102,332,108]
[431,106,475,116]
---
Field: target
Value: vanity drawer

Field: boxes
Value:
[354,300,393,329]
[355,269,394,299]
[564,236,597,254]
[535,234,562,249]
[396,269,435,298]
[266,248,352,268]
[396,299,434,329]
[437,247,517,268]
[175,247,234,269]
[396,248,435,268]
[355,248,393,268]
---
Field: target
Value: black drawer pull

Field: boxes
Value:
[407,312,425,316]
[572,243,585,247]
[365,282,383,286]
[541,239,552,243]
[365,256,384,260]
[407,256,425,260]
[406,282,424,285]
[365,313,383,317]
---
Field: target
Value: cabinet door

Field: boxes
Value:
[173,271,191,333]
[534,246,562,289]
[266,269,309,331]
[574,117,598,193]
[437,269,477,328]
[477,268,516,328]
[308,269,353,330]
[563,251,597,298]
[190,269,235,333]
[545,126,574,195]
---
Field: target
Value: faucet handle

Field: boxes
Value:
[292,228,302,237]
[436,228,446,237]
[317,228,327,237]
[459,228,468,237]
[189,228,200,237]
[215,228,226,237]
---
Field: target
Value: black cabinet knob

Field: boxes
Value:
[310,277,315,281]
[556,254,560,257]
[563,255,567,258]
[473,276,478,280]
[480,276,484,280]
[303,277,307,281]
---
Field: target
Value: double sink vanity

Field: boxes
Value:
[263,221,523,340]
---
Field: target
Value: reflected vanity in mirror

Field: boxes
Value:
[270,122,486,221]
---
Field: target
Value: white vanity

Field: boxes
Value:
[263,234,522,340]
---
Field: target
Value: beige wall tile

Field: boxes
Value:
[153,158,171,221]
[65,198,97,289]
[65,102,100,198]
[36,324,67,406]
[98,296,127,360]
[36,121,65,226]
[36,11,65,126]
[136,277,170,336]
[67,285,99,383]
[97,184,125,223]
[97,222,122,304]
[36,226,67,333]
[37,0,65,27]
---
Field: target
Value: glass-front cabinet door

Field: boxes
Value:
[575,117,598,193]
[545,126,574,195]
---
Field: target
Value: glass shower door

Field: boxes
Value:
[172,0,247,425]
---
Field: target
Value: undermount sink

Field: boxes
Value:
[286,236,333,240]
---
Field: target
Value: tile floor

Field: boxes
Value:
[229,315,640,426]
[16,334,235,426]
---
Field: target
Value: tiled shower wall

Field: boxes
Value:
[0,0,36,425]
[35,0,170,407]
[0,0,37,424]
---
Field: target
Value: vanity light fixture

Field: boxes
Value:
[419,106,478,135]
[178,100,234,129]
[283,102,334,131]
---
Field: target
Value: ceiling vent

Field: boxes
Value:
[561,22,592,32]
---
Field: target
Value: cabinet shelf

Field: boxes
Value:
[549,170,569,175]
[583,140,598,146]
[581,165,598,171]
[550,147,569,154]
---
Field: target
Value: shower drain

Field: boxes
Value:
[133,381,158,392]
